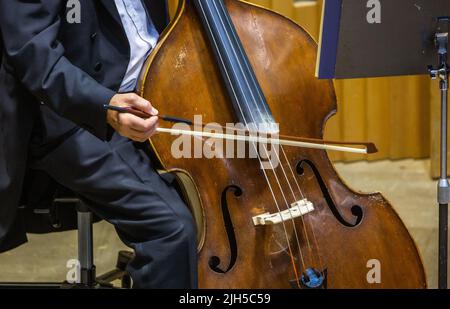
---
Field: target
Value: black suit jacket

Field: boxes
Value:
[0,0,170,251]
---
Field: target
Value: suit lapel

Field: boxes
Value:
[143,0,170,34]
[98,0,123,26]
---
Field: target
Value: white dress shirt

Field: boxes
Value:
[114,0,160,92]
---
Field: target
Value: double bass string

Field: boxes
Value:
[242,52,326,271]
[207,0,312,280]
[213,1,325,274]
[279,147,325,273]
[201,0,306,284]
[226,1,325,269]
[210,0,313,276]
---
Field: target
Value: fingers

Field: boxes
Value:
[119,113,159,132]
[120,128,157,143]
[107,93,160,142]
[117,113,159,142]
[124,93,159,116]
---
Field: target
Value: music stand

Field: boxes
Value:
[316,0,450,289]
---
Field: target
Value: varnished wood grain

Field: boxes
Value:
[140,0,426,289]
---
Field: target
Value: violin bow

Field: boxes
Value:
[104,105,378,155]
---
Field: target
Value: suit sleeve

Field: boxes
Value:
[0,0,116,140]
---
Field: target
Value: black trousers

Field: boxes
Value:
[30,127,198,289]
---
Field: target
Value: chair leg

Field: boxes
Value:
[96,250,135,288]
[77,202,133,288]
[77,202,96,287]
[0,200,132,289]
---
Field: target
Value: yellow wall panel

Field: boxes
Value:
[430,80,446,178]
[365,78,391,161]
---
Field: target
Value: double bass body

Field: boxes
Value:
[138,0,426,288]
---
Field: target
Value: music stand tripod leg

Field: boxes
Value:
[429,18,450,289]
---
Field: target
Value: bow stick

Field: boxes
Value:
[104,105,377,155]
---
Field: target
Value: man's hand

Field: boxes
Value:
[107,93,159,142]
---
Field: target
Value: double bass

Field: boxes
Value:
[138,0,426,288]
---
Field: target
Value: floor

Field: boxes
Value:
[0,159,445,288]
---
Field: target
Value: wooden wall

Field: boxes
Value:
[167,0,441,176]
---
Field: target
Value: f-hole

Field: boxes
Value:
[297,160,363,227]
[208,185,242,273]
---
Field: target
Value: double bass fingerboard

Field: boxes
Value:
[193,0,278,133]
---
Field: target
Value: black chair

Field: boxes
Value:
[0,175,134,289]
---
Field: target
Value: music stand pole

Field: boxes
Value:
[429,18,450,289]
